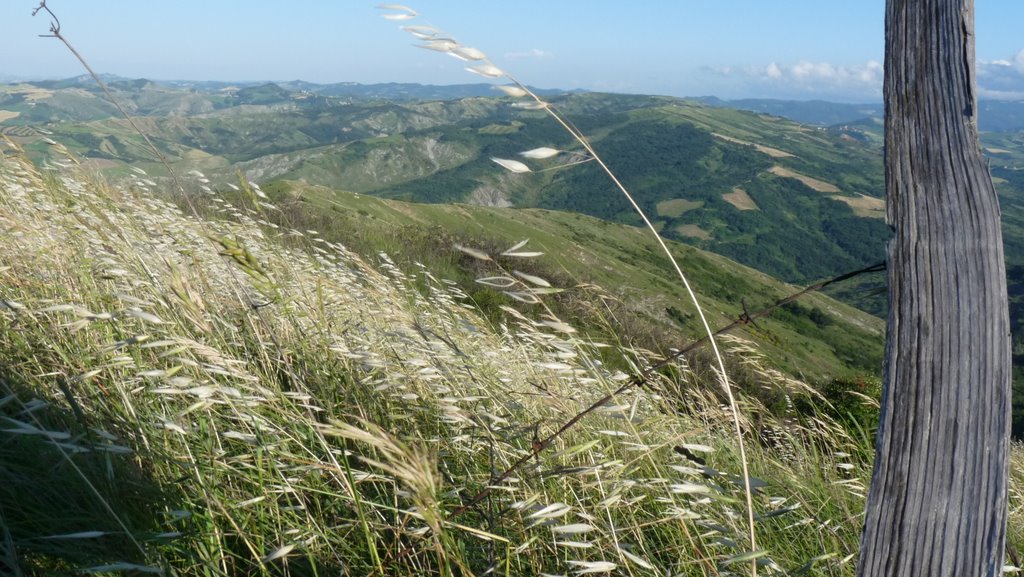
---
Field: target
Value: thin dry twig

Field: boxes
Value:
[33,2,187,197]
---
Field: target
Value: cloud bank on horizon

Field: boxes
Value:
[703,49,1024,102]
[706,60,884,102]
[979,49,1024,100]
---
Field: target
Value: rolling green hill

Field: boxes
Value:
[3,84,892,287]
[256,179,884,382]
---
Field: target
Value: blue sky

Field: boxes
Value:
[1,1,1023,102]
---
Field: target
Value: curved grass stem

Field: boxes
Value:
[508,79,759,571]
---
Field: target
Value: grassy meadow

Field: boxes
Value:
[1,134,1023,576]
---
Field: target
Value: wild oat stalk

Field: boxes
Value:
[376,4,760,571]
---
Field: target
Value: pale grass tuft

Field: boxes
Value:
[454,243,492,261]
[502,238,530,253]
[401,24,444,37]
[555,540,594,549]
[123,308,165,324]
[617,547,656,570]
[495,84,530,97]
[510,101,550,110]
[418,39,459,52]
[476,276,517,288]
[449,46,488,61]
[502,249,545,258]
[528,503,573,519]
[320,418,443,531]
[261,543,296,563]
[520,147,562,159]
[551,523,596,535]
[466,63,506,78]
[490,157,531,173]
[376,3,418,19]
[503,290,542,304]
[513,270,551,288]
[376,3,417,14]
[501,239,544,258]
[567,560,617,574]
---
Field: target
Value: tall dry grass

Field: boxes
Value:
[3,138,1020,575]
[376,6,762,567]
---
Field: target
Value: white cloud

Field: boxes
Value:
[705,50,1024,102]
[979,49,1024,74]
[979,88,1024,100]
[707,60,883,101]
[504,48,552,61]
[978,49,1024,100]
[783,60,882,85]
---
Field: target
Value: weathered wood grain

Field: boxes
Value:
[856,1,1011,576]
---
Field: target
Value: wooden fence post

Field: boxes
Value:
[856,1,1011,575]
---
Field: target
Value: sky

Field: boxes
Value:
[1,1,1023,103]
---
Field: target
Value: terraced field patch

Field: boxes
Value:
[769,165,841,193]
[656,198,704,217]
[713,132,795,158]
[831,193,886,218]
[722,187,759,211]
[675,223,711,239]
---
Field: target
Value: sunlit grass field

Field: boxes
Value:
[1,139,1022,575]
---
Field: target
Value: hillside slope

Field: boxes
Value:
[2,132,1022,575]
[263,179,884,381]
[0,136,925,573]
[6,86,895,288]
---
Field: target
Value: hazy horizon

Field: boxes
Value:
[0,72,895,106]
[1,1,1023,102]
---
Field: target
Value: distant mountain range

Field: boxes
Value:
[8,75,1024,130]
[19,75,579,102]
[2,77,1022,300]
[698,96,883,126]
[699,96,1024,133]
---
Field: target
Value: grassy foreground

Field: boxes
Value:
[0,141,1021,575]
